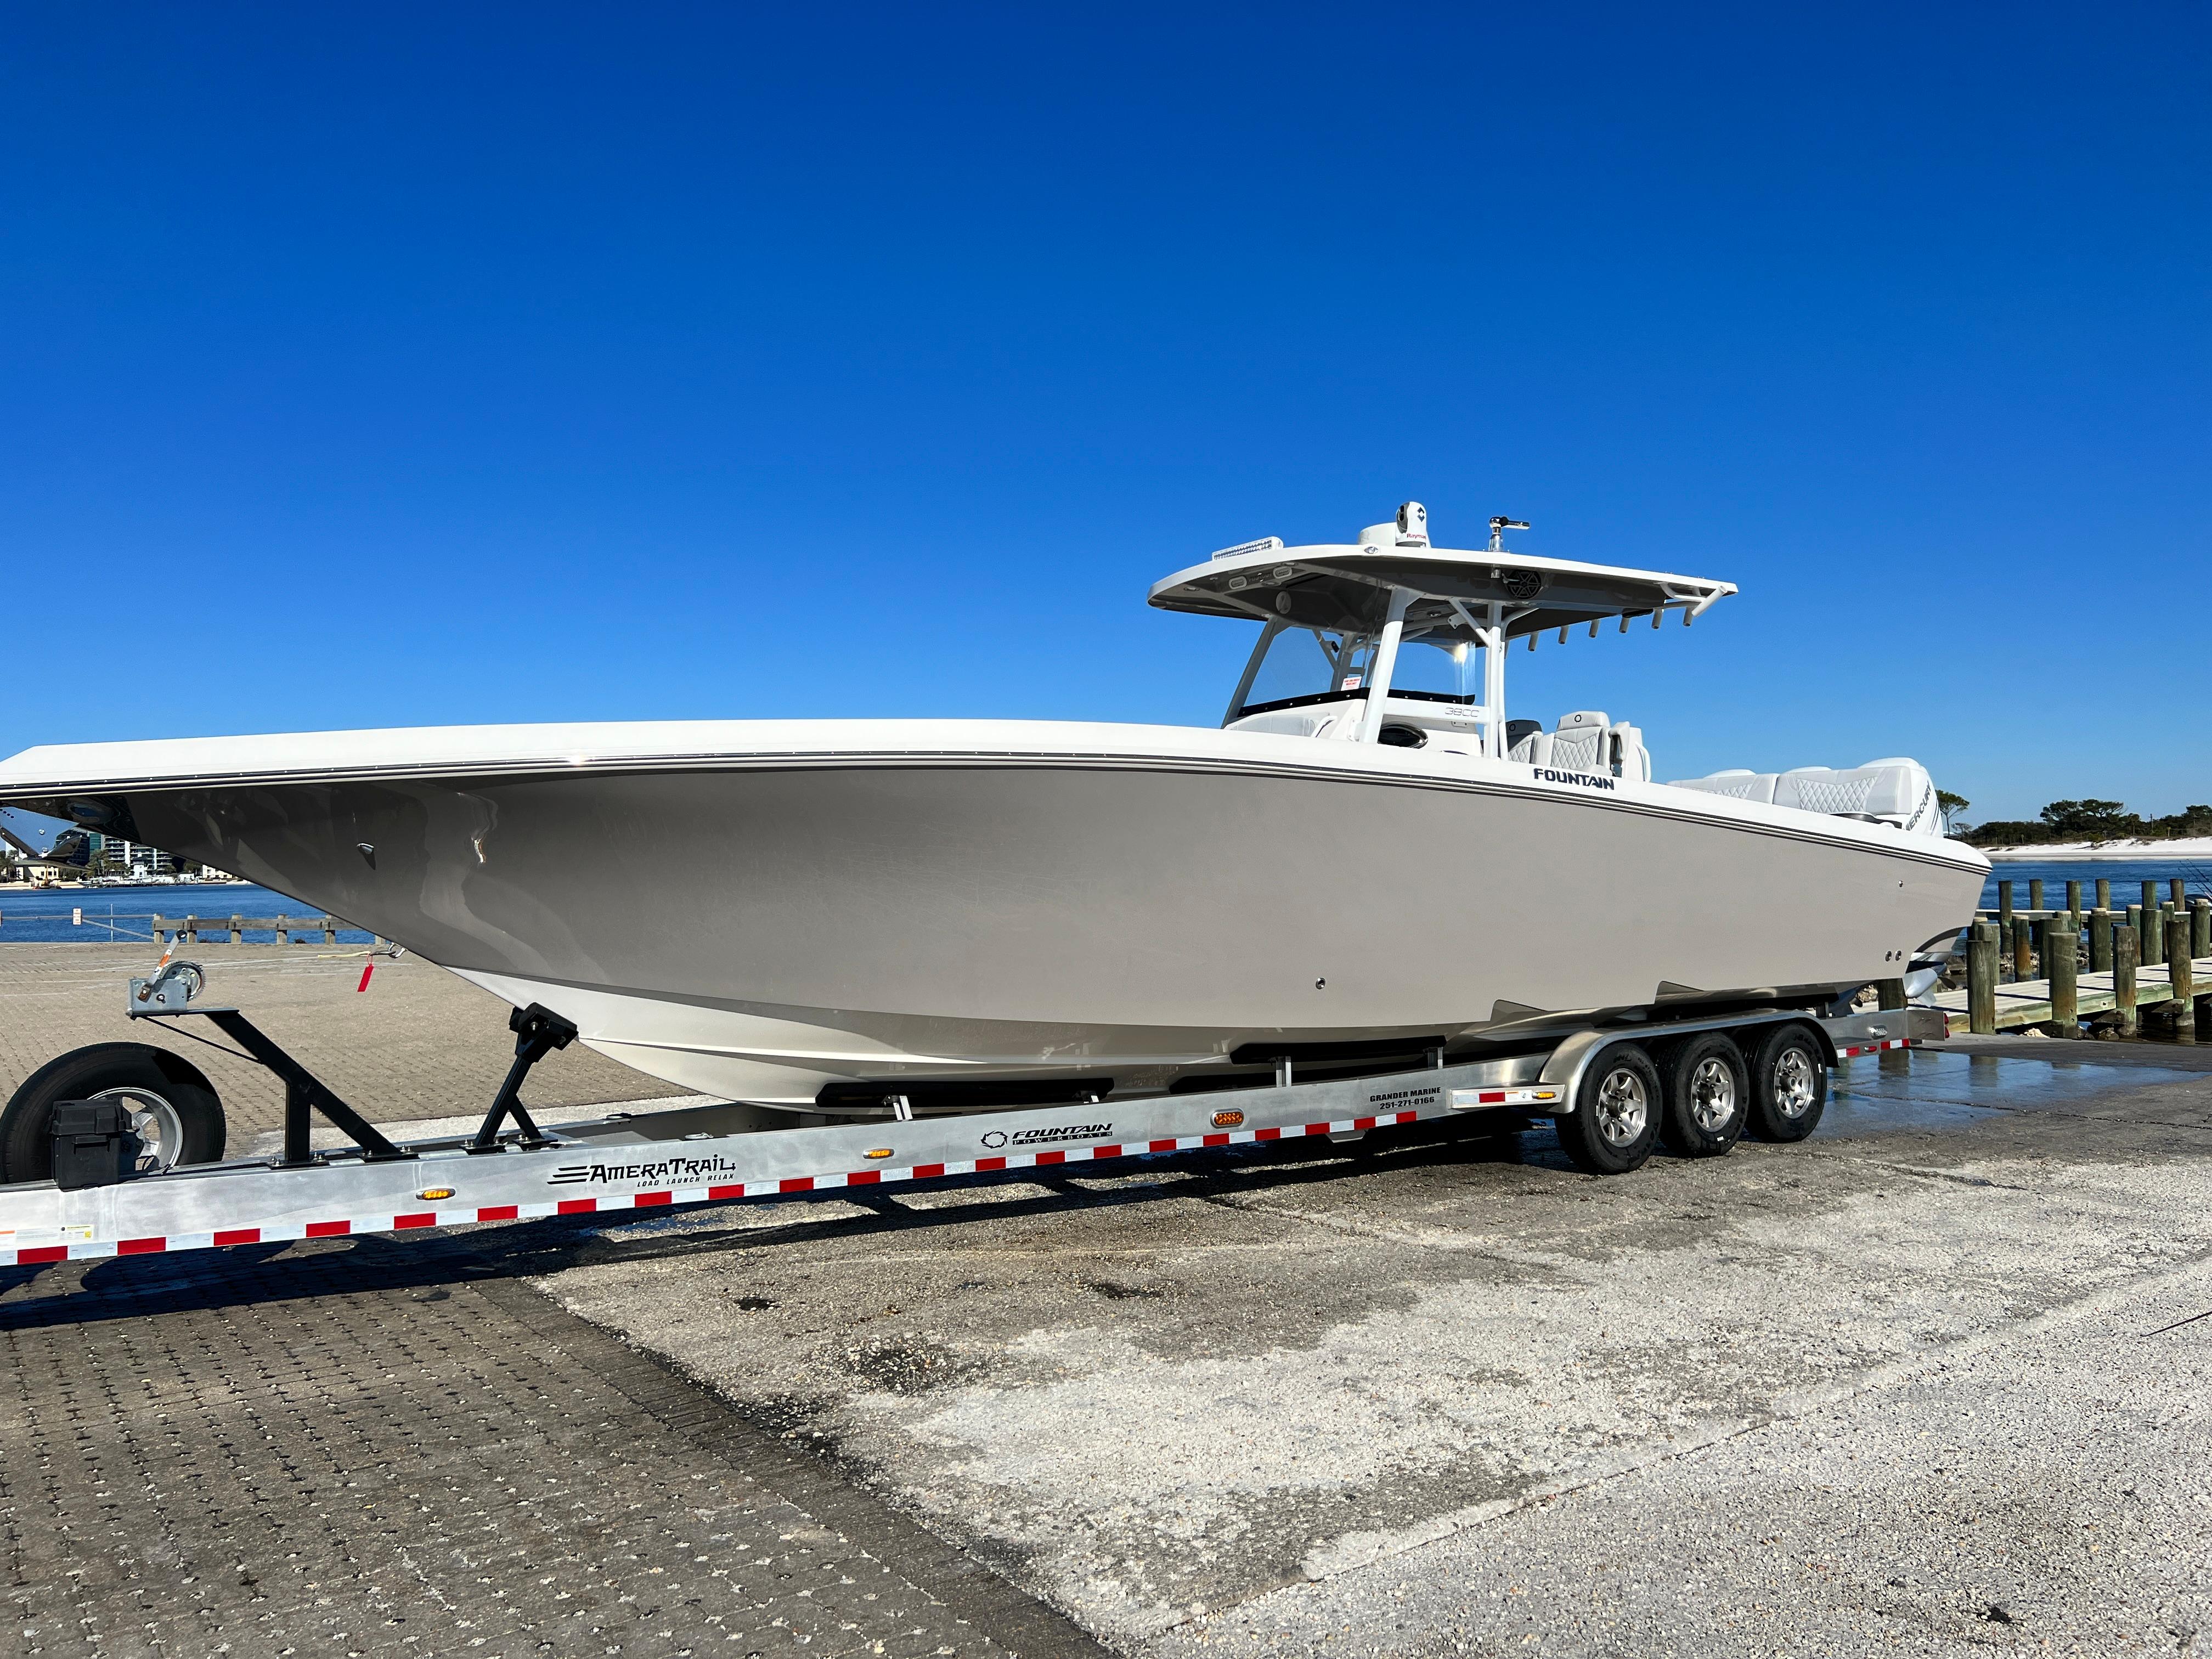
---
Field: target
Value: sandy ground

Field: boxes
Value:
[0,942,687,1135]
[1982,839,2212,861]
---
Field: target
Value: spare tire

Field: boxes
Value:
[0,1043,226,1183]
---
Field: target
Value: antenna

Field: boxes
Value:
[1488,515,1529,552]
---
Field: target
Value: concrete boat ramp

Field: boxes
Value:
[3,949,2210,1656]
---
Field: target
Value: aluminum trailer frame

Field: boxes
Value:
[0,1002,1940,1270]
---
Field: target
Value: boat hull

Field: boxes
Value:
[0,723,1988,1107]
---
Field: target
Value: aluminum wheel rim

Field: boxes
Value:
[1593,1067,1649,1146]
[1687,1056,1737,1131]
[1771,1049,1818,1120]
[90,1086,184,1175]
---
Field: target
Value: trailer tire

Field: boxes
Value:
[1661,1033,1748,1158]
[0,1043,226,1183]
[1558,1044,1661,1175]
[1745,1024,1826,1143]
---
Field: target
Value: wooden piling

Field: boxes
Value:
[2066,879,2082,917]
[2046,916,2078,1035]
[1968,923,1999,1034]
[2173,878,2188,908]
[2013,916,2035,978]
[2143,880,2160,921]
[228,913,244,945]
[2144,902,2165,965]
[2116,924,2139,1036]
[2029,878,2045,913]
[1877,978,1907,1011]
[2171,913,2196,1036]
[2090,908,2114,972]
[2194,898,2211,961]
[2096,877,2112,911]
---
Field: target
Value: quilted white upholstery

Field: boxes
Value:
[1668,768,1778,805]
[1546,710,1611,773]
[1668,759,1942,837]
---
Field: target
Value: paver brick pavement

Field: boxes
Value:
[0,1237,1108,1659]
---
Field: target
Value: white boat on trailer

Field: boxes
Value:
[0,503,1986,1131]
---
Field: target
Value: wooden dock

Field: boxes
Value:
[1931,952,2212,1035]
[1933,877,2212,1036]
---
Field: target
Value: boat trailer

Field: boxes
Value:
[0,964,1942,1271]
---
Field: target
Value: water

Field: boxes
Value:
[0,883,376,945]
[1978,857,2212,911]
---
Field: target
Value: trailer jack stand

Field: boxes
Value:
[467,1003,579,1154]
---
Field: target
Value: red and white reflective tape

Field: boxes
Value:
[0,1108,1425,1268]
[1836,1038,1915,1058]
[1452,1086,1564,1108]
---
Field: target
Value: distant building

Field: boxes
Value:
[88,833,175,876]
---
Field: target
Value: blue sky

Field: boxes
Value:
[2,3,2204,826]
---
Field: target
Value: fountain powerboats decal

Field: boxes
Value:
[0,504,1987,1111]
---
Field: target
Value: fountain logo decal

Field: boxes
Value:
[979,1122,1115,1150]
[1532,767,1617,792]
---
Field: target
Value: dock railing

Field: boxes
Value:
[147,915,385,947]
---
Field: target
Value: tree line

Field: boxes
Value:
[1957,798,2212,848]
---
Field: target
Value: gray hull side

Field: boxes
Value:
[71,758,1982,1098]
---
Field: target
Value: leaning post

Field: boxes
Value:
[2046,916,2078,1036]
[1968,923,1999,1035]
[2116,924,2140,1036]
[2090,907,2115,973]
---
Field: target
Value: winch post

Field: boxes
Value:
[468,1003,578,1153]
[198,1009,409,1166]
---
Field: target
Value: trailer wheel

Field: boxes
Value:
[1661,1034,1748,1158]
[1558,1044,1661,1175]
[0,1043,226,1183]
[1745,1024,1826,1143]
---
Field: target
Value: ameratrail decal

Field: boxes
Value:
[1532,766,1617,791]
[549,1153,750,1187]
[979,1122,1115,1150]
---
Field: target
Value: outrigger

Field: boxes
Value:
[0,957,1939,1269]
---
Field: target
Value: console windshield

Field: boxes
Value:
[1234,627,1476,719]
